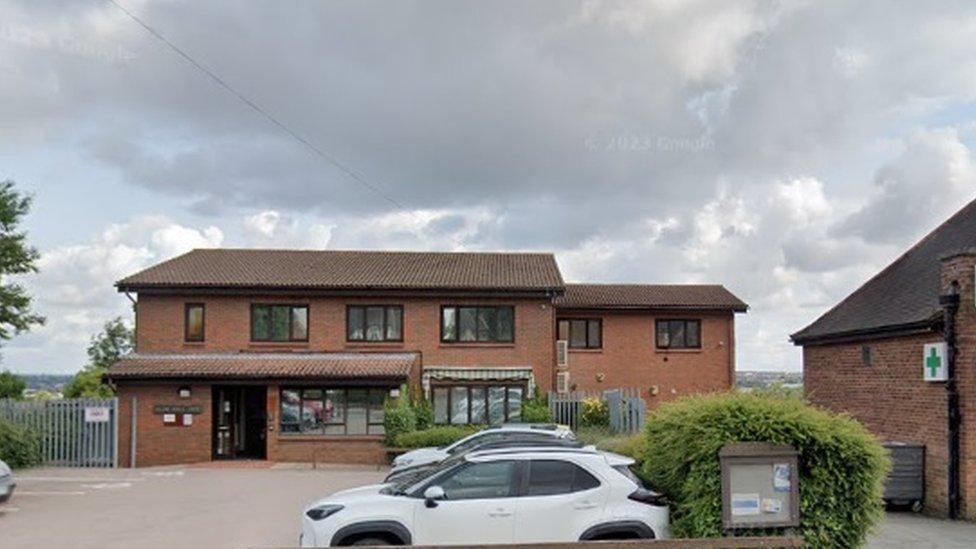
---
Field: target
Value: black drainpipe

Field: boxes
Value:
[940,282,960,519]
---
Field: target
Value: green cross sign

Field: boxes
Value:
[926,348,941,377]
[923,343,947,382]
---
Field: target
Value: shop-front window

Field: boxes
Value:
[279,387,388,435]
[432,384,524,425]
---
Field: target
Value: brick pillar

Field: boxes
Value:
[940,251,976,519]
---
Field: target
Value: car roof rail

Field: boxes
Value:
[501,422,561,430]
[467,446,600,459]
[468,439,585,452]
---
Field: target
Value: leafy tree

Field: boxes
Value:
[0,369,25,399]
[0,181,44,343]
[63,317,134,398]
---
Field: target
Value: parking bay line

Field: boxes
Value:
[16,491,87,496]
[16,476,147,483]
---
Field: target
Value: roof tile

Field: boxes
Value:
[106,352,418,380]
[555,283,747,311]
[116,249,564,292]
[792,198,976,343]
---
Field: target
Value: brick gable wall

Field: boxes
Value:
[556,310,735,402]
[804,251,976,519]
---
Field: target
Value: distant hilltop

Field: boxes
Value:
[736,370,802,390]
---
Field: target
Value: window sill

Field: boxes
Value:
[248,341,310,349]
[569,348,603,354]
[655,348,703,354]
[182,342,206,347]
[344,342,405,349]
[277,434,384,442]
[438,343,516,349]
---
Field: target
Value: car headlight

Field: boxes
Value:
[396,458,412,467]
[305,504,344,521]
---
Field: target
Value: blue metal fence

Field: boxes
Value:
[549,388,645,433]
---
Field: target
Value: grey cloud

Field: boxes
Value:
[5,1,976,373]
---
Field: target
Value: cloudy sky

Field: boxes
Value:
[2,0,976,375]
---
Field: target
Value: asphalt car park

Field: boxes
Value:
[1,464,975,548]
[0,464,386,549]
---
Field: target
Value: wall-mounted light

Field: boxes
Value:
[178,386,191,399]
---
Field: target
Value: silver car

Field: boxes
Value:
[0,459,15,504]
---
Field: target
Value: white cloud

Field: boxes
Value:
[4,216,223,373]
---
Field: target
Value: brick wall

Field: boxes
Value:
[804,251,976,518]
[803,334,948,514]
[117,383,212,468]
[556,310,736,405]
[939,252,976,519]
[135,294,555,391]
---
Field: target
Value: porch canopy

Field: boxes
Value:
[106,352,418,382]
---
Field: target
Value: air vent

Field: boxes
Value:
[556,371,570,394]
[556,340,569,367]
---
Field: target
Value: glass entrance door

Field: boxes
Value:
[212,386,267,460]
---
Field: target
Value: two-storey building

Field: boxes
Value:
[107,249,746,467]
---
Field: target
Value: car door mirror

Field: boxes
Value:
[424,485,446,508]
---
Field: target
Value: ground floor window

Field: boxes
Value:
[279,387,388,436]
[432,384,524,425]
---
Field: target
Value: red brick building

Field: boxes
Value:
[793,199,976,519]
[107,249,746,467]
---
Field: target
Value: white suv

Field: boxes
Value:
[390,424,574,473]
[300,447,669,546]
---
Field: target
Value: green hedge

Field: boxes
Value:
[0,418,42,469]
[392,425,483,448]
[640,392,889,548]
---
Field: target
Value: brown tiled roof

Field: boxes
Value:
[554,283,747,311]
[106,352,417,380]
[116,249,564,293]
[792,199,976,344]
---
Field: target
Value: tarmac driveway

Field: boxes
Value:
[0,463,386,549]
[3,464,976,548]
[868,511,976,548]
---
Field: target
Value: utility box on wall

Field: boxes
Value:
[720,442,800,529]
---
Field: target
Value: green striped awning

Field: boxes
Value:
[422,366,535,396]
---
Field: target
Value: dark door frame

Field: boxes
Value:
[212,385,267,460]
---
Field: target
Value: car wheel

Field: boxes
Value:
[351,538,392,546]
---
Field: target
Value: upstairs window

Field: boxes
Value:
[184,303,205,342]
[251,304,309,342]
[656,319,701,349]
[557,318,602,349]
[441,306,514,343]
[347,305,403,342]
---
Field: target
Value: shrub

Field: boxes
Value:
[0,419,41,468]
[413,397,434,431]
[520,388,552,423]
[393,425,483,448]
[383,386,416,446]
[597,432,647,461]
[579,397,609,428]
[640,392,890,548]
